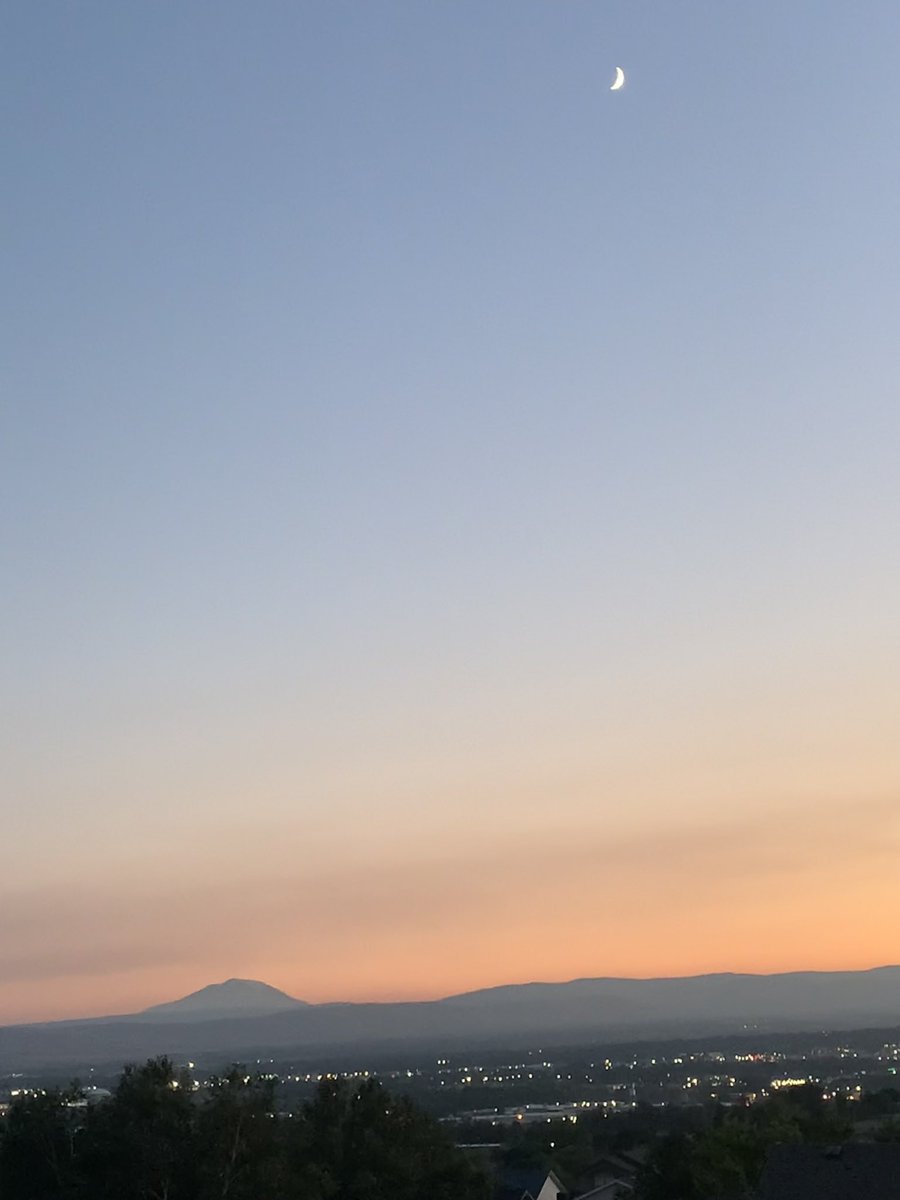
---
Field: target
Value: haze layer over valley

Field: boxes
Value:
[3,968,900,1071]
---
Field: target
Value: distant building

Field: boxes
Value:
[65,1086,112,1109]
[757,1143,900,1200]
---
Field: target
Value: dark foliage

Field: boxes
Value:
[288,1076,491,1200]
[0,1059,489,1200]
[0,1086,82,1200]
[636,1084,853,1200]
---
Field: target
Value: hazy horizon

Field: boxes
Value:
[6,958,900,1029]
[3,1,899,1027]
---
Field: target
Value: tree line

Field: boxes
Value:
[4,1056,899,1200]
[635,1083,900,1199]
[458,1081,900,1199]
[0,1057,491,1200]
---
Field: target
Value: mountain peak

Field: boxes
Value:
[140,978,306,1022]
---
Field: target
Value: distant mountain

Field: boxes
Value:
[2,966,900,1071]
[138,978,306,1022]
[441,967,900,1030]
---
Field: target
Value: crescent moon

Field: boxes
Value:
[610,66,625,91]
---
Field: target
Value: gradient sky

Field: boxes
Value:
[2,1,900,1025]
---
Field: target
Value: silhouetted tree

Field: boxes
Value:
[289,1076,491,1200]
[636,1086,856,1199]
[195,1067,285,1200]
[858,1087,900,1120]
[0,1059,491,1200]
[637,1132,700,1200]
[0,1086,82,1200]
[875,1119,900,1142]
[78,1056,196,1200]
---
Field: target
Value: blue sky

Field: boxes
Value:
[2,1,900,1020]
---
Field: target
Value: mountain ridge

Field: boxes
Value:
[138,977,306,1022]
[3,966,900,1070]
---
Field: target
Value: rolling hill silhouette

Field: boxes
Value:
[2,967,899,1070]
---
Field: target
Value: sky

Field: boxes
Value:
[2,0,900,1025]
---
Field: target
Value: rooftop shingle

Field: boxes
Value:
[757,1143,900,1200]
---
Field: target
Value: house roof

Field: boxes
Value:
[575,1148,645,1195]
[497,1168,564,1200]
[757,1143,900,1200]
[576,1181,635,1199]
[586,1152,641,1177]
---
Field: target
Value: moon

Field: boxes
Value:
[610,66,625,91]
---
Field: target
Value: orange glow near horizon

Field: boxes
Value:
[2,792,898,1026]
[5,0,900,1046]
